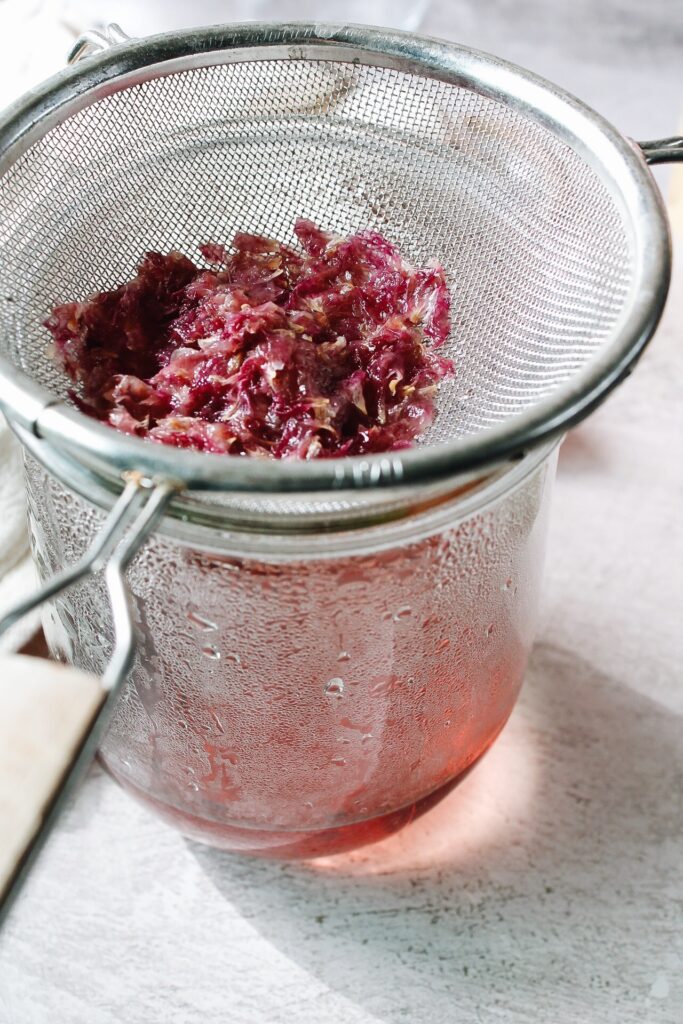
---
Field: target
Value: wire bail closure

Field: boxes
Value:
[0,474,179,688]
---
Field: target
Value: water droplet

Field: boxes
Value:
[337,651,351,663]
[324,677,345,697]
[179,720,188,730]
[211,711,225,734]
[224,751,239,765]
[304,800,313,809]
[187,781,199,792]
[202,644,221,660]
[485,624,495,638]
[501,577,513,592]
[393,605,412,621]
[371,677,396,697]
[187,609,218,632]
[331,756,347,767]
[361,733,373,744]
[225,652,241,666]
[340,716,372,734]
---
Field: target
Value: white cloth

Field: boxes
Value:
[0,2,71,651]
[60,0,430,35]
[0,419,38,652]
[0,2,73,111]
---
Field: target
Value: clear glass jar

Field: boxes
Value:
[24,443,557,858]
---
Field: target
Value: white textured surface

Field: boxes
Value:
[0,0,69,651]
[1,2,683,1022]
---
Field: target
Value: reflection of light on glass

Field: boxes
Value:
[310,708,537,876]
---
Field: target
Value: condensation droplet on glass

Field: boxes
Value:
[225,652,241,666]
[501,577,514,592]
[324,677,345,697]
[337,651,351,663]
[361,733,373,744]
[485,624,495,638]
[225,751,239,765]
[371,677,395,697]
[187,781,199,792]
[202,644,221,660]
[211,711,225,734]
[187,608,218,632]
[179,720,188,730]
[304,800,313,809]
[331,756,347,767]
[393,605,412,621]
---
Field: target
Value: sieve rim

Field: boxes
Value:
[0,22,671,494]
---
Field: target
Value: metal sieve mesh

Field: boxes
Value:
[0,26,668,523]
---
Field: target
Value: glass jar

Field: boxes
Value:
[24,442,557,858]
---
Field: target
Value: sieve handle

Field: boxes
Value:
[0,475,177,926]
[638,137,683,165]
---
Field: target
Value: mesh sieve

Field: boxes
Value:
[0,23,671,526]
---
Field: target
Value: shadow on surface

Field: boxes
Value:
[189,642,683,1022]
[556,424,613,477]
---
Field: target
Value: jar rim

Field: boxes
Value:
[19,425,559,558]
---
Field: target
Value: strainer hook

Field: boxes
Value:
[67,22,130,65]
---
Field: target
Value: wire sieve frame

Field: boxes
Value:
[0,21,675,498]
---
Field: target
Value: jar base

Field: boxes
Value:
[105,752,487,860]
